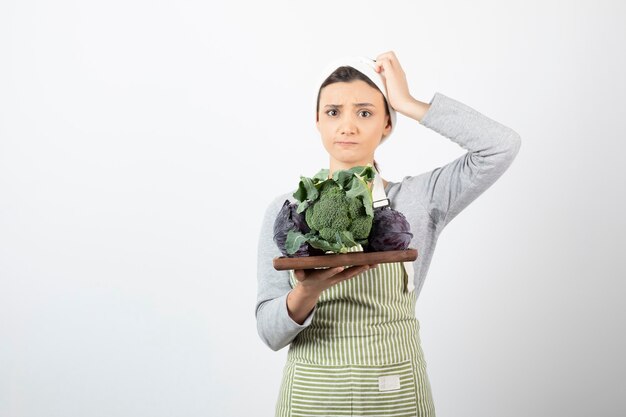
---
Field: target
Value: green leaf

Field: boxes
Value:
[293,179,306,203]
[332,165,369,181]
[307,235,342,252]
[296,200,310,214]
[334,170,354,189]
[293,176,319,203]
[338,230,358,248]
[312,168,330,181]
[285,229,308,255]
[345,176,374,217]
[356,165,376,182]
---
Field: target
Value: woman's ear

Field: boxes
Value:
[383,115,392,136]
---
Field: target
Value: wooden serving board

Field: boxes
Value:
[273,248,418,271]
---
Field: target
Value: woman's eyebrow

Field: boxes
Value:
[323,103,376,108]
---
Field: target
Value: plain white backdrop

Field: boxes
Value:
[1,1,625,416]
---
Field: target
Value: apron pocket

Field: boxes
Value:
[290,362,353,416]
[289,360,418,417]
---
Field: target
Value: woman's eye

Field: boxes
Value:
[359,110,372,117]
[326,109,338,117]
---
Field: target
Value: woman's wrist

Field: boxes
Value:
[287,283,321,325]
[396,96,431,122]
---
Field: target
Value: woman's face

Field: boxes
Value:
[316,80,391,170]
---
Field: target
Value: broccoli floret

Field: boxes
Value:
[305,181,373,245]
[346,196,364,219]
[348,215,373,239]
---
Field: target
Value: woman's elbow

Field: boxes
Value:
[509,130,522,154]
[256,320,287,352]
[255,304,287,351]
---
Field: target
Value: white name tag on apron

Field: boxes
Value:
[378,374,401,391]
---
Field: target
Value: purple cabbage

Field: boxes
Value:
[364,206,413,252]
[273,200,324,257]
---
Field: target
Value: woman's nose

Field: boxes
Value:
[338,118,357,135]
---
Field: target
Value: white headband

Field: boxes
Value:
[314,55,397,143]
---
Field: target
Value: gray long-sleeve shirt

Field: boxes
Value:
[256,92,521,351]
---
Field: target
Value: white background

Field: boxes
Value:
[1,1,625,416]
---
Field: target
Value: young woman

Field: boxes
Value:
[256,51,521,417]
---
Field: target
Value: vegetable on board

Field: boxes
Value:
[364,206,413,252]
[272,164,414,257]
[273,200,325,257]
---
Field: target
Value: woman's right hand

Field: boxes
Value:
[286,264,378,325]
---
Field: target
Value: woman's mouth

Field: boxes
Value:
[335,141,358,145]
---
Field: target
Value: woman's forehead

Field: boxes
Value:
[319,81,384,105]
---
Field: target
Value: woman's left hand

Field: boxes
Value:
[373,51,417,117]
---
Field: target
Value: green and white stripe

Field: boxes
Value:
[276,245,436,416]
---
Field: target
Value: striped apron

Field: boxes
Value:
[275,245,436,417]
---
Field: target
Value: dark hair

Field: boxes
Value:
[316,66,390,174]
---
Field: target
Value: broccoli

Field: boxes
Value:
[302,178,373,251]
[283,165,376,254]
